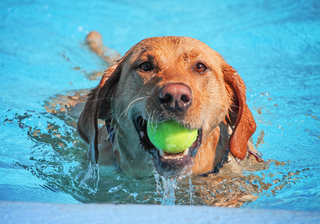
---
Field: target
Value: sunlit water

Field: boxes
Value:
[1,0,320,210]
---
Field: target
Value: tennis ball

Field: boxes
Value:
[147,120,198,154]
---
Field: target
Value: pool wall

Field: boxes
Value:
[1,201,320,224]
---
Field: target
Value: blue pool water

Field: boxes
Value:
[0,0,319,210]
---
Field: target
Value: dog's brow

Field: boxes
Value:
[129,48,148,64]
[184,49,200,59]
[129,50,156,70]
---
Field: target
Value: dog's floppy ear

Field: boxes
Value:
[77,63,120,164]
[222,62,256,160]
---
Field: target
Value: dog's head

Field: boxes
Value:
[78,36,256,177]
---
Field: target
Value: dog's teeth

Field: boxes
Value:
[183,148,189,156]
[162,148,189,160]
[159,149,164,157]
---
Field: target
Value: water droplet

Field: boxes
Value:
[77,26,84,32]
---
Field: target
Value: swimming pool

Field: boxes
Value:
[0,0,319,211]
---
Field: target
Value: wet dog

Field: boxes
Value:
[77,31,257,178]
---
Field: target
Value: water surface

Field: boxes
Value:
[0,0,319,210]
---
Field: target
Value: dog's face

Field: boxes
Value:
[78,36,256,178]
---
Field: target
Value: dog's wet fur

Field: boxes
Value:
[77,32,257,179]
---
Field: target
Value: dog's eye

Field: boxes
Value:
[194,63,207,73]
[139,62,153,71]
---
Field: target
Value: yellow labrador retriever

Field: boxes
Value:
[77,32,256,178]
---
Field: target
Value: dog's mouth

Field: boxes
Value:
[134,116,202,177]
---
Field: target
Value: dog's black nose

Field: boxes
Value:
[159,83,192,112]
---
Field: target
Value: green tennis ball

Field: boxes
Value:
[147,120,198,154]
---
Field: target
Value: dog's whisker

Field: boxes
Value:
[117,96,148,122]
[146,108,155,122]
[148,110,155,122]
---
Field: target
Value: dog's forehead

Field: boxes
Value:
[129,36,214,60]
[139,36,200,47]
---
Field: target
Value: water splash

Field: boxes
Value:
[189,174,193,205]
[153,170,162,195]
[160,176,177,205]
[78,162,100,193]
[154,170,194,205]
[153,170,177,205]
